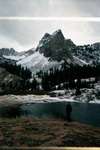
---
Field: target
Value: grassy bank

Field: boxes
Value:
[0,117,100,147]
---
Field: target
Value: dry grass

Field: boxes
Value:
[0,117,99,147]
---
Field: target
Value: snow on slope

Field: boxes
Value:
[17,51,63,73]
[3,48,35,61]
[3,50,63,73]
[73,56,89,66]
[3,49,87,74]
[3,51,86,74]
[2,29,87,73]
[3,55,26,61]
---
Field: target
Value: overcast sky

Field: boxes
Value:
[0,0,100,51]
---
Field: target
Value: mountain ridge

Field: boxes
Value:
[1,29,99,73]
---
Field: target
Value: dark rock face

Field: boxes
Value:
[72,42,100,64]
[24,49,35,56]
[92,42,100,50]
[36,29,75,62]
[0,48,17,66]
[0,48,17,56]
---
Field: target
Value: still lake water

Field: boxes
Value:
[0,101,100,127]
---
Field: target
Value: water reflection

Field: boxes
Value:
[20,102,100,127]
[0,102,100,127]
[0,105,22,118]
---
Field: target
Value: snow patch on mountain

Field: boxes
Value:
[2,30,88,73]
[73,56,89,66]
[3,55,26,61]
[3,48,35,61]
[3,50,86,73]
[17,51,63,73]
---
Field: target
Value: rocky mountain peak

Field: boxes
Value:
[42,33,51,39]
[36,29,75,62]
[52,29,65,40]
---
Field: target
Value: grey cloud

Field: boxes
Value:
[0,0,100,17]
[0,0,100,51]
[0,20,100,51]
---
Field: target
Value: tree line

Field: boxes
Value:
[0,62,39,94]
[1,61,100,93]
[0,62,32,80]
[37,63,100,91]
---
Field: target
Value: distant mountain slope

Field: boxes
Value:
[0,48,17,56]
[72,43,100,64]
[17,51,64,73]
[3,30,87,73]
[0,48,17,66]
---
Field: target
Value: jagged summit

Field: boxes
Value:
[52,29,64,39]
[36,29,65,50]
[36,29,75,61]
[40,29,64,41]
[1,30,87,73]
[52,29,65,40]
[42,33,51,39]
